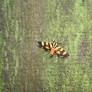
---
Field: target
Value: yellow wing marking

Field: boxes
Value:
[41,42,44,46]
[56,51,61,55]
[62,51,67,55]
[45,46,50,50]
[49,43,53,48]
[55,47,61,51]
[46,42,48,46]
[60,48,63,52]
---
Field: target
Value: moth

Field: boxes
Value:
[38,41,69,57]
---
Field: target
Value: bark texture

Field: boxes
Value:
[0,0,92,92]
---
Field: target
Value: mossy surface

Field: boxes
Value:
[0,0,92,92]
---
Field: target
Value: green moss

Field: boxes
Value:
[0,0,19,91]
[41,0,92,92]
[0,0,92,92]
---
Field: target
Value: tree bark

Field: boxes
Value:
[1,0,92,92]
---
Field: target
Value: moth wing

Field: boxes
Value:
[44,46,51,50]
